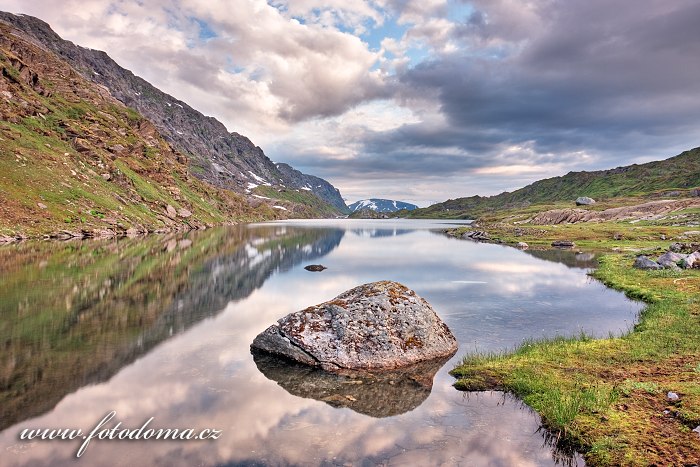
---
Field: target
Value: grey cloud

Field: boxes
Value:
[381,0,700,169]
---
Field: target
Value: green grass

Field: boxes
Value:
[451,253,700,465]
[253,185,342,218]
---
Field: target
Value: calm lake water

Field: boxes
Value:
[0,220,642,466]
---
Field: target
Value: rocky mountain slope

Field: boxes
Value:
[348,198,418,213]
[275,163,349,213]
[0,12,346,212]
[409,147,700,219]
[0,20,286,239]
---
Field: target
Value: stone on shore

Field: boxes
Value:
[657,251,685,269]
[575,196,596,206]
[680,251,700,269]
[551,240,575,248]
[251,281,458,371]
[633,255,663,270]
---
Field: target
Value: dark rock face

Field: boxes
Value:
[252,351,448,418]
[0,12,345,211]
[251,281,458,371]
[633,256,663,270]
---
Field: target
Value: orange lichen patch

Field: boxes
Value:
[403,336,424,350]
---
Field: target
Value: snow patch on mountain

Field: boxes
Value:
[347,198,419,213]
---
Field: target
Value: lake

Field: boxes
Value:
[0,220,642,466]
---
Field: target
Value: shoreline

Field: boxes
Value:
[448,221,700,465]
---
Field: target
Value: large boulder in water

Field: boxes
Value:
[251,281,458,371]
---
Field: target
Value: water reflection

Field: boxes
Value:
[523,249,599,269]
[0,225,343,431]
[253,351,449,418]
[0,220,640,466]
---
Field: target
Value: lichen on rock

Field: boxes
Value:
[251,281,458,371]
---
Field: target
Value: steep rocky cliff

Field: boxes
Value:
[0,12,346,211]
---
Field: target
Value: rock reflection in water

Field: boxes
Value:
[252,351,450,417]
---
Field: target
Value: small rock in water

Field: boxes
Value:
[304,264,327,272]
[516,241,529,249]
[667,391,680,401]
[633,256,663,270]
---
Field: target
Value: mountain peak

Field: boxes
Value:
[347,198,418,213]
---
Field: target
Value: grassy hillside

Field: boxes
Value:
[252,185,344,218]
[408,148,700,219]
[0,22,288,238]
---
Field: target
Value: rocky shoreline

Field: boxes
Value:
[0,220,237,244]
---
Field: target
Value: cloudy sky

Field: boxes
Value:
[3,1,700,205]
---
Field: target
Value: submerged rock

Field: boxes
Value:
[251,281,458,371]
[304,264,327,272]
[633,256,663,270]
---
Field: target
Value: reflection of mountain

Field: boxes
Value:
[349,228,413,238]
[0,226,343,431]
[252,351,448,418]
[520,249,599,269]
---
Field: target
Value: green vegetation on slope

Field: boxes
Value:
[252,185,343,218]
[408,148,700,219]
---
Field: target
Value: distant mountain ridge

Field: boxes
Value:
[408,147,700,218]
[275,163,349,213]
[0,12,346,212]
[348,198,419,213]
